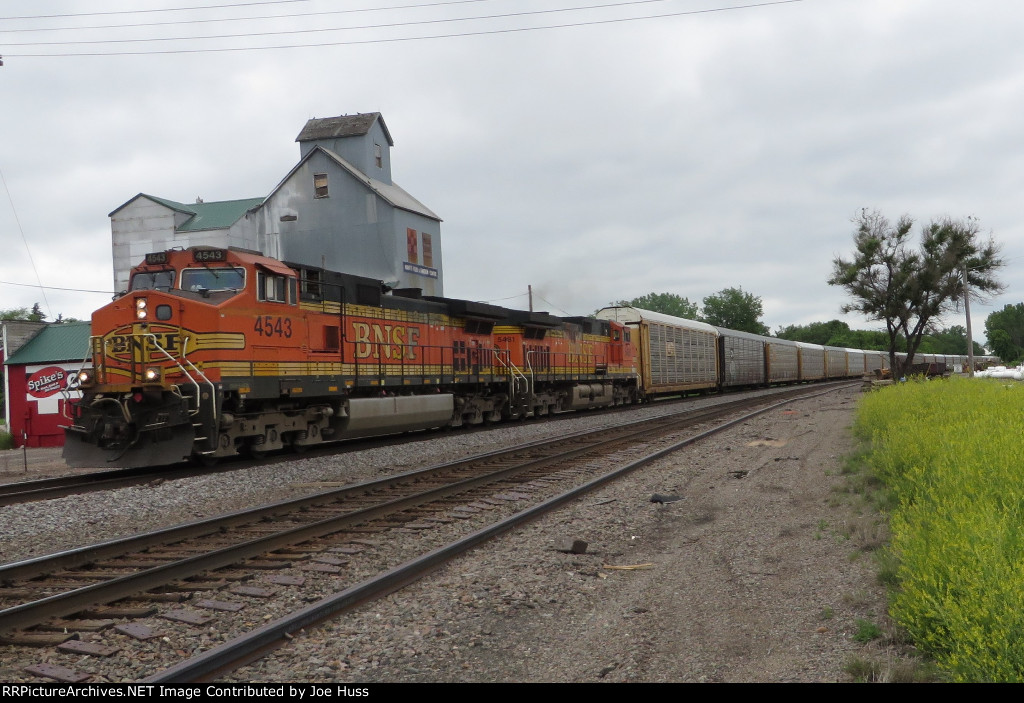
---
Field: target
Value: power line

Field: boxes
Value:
[476,291,529,304]
[534,294,575,317]
[0,166,52,319]
[1,0,314,21]
[0,280,114,295]
[0,1,676,47]
[0,0,496,33]
[1,0,809,57]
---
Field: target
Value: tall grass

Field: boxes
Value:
[856,378,1024,681]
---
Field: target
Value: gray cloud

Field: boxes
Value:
[1,0,1021,344]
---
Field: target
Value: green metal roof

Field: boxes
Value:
[3,322,91,366]
[176,197,265,232]
[122,194,265,233]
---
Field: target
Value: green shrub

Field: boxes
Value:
[856,378,1024,681]
[0,430,13,450]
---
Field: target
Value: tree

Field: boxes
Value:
[776,320,851,345]
[613,292,700,320]
[0,307,31,321]
[985,303,1024,364]
[918,326,985,356]
[701,287,769,334]
[28,303,46,322]
[829,210,1004,377]
[0,304,47,322]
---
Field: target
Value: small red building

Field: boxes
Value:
[2,321,91,448]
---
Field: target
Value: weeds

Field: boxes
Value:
[854,619,883,643]
[855,377,1024,681]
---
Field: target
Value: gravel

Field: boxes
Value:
[1,385,902,682]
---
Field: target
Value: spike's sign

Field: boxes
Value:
[26,366,68,398]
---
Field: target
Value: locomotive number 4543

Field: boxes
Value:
[253,315,293,338]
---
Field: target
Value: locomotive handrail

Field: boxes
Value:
[142,333,215,417]
[494,348,531,403]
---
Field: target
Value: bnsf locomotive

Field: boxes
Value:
[63,247,638,467]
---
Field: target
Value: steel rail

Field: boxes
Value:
[0,390,797,633]
[149,384,849,682]
[0,387,812,582]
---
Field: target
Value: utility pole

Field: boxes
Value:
[963,264,975,377]
[528,285,533,312]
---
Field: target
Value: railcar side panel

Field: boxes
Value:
[796,342,825,380]
[596,307,718,396]
[766,338,799,383]
[716,328,767,388]
[824,346,848,379]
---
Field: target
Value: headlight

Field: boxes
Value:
[143,366,162,383]
[77,369,95,386]
[135,298,148,320]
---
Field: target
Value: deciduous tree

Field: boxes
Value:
[701,287,769,335]
[985,303,1024,364]
[612,292,700,320]
[829,210,1004,377]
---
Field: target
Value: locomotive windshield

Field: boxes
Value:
[181,266,246,293]
[130,269,175,291]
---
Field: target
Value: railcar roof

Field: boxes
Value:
[595,306,718,334]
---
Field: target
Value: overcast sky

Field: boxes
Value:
[1,0,1022,346]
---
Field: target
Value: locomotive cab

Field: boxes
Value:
[63,247,279,468]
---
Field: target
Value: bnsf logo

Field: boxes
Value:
[103,325,186,362]
[351,322,420,360]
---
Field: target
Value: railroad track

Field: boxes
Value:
[0,384,838,507]
[0,383,852,683]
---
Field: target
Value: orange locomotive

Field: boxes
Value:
[63,247,638,467]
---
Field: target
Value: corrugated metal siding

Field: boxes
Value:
[645,320,717,388]
[720,333,765,386]
[865,352,884,371]
[846,349,866,375]
[767,341,799,381]
[798,344,825,380]
[825,347,847,378]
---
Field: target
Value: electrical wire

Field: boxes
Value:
[534,293,575,317]
[1,0,315,21]
[2,1,674,46]
[0,280,114,295]
[1,0,809,57]
[0,0,497,33]
[0,166,52,319]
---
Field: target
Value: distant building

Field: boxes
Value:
[109,196,265,293]
[109,112,443,296]
[2,322,91,448]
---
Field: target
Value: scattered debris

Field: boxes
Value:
[650,493,682,504]
[555,538,588,554]
[746,439,788,448]
[602,563,655,571]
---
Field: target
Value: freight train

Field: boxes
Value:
[59,246,983,468]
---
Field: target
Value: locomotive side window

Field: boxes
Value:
[258,271,296,304]
[130,270,175,291]
[181,267,245,293]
